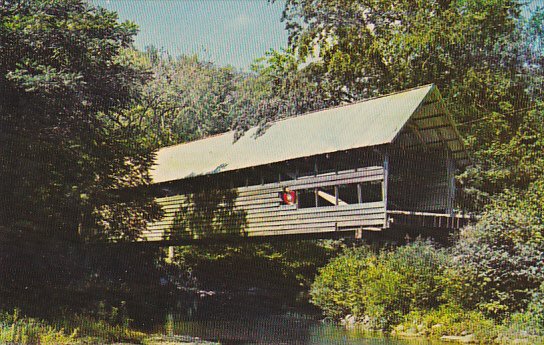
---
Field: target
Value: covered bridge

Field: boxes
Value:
[144,84,471,243]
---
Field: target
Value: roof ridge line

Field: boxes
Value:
[239,84,435,133]
[159,84,435,151]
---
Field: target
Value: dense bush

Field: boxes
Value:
[506,283,544,337]
[446,179,544,318]
[310,240,447,329]
[309,179,544,340]
[400,304,499,341]
[309,245,370,320]
[526,285,544,334]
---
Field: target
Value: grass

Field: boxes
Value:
[0,309,77,344]
[0,309,147,345]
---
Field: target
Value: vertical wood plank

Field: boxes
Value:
[382,150,389,228]
[357,183,362,203]
[446,150,456,215]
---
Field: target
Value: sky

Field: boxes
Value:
[92,0,543,70]
[92,0,289,70]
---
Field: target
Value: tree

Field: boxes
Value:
[233,48,330,134]
[126,49,247,147]
[0,0,157,240]
[273,0,544,209]
[126,48,319,146]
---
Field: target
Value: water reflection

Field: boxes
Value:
[136,294,437,345]
[169,317,394,344]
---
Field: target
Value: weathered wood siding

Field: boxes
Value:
[142,166,386,241]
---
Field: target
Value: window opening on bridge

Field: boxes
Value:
[279,171,297,182]
[297,158,318,178]
[360,181,383,203]
[338,184,360,204]
[230,174,247,189]
[317,156,337,175]
[262,171,279,184]
[296,181,384,209]
[317,186,337,207]
[297,188,317,208]
[334,152,361,172]
[246,171,261,186]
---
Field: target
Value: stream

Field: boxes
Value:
[129,291,441,345]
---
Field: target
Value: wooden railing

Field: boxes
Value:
[387,210,475,230]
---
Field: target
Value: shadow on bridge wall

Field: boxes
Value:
[167,188,247,241]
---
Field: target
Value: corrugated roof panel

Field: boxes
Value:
[153,133,235,183]
[151,84,465,184]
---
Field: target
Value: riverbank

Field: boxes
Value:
[142,335,219,345]
[0,310,222,345]
[337,312,544,344]
[3,306,433,345]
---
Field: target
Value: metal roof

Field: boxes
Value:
[151,84,469,184]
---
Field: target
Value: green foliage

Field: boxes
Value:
[0,308,150,344]
[400,297,544,343]
[508,283,544,336]
[0,0,158,240]
[526,294,544,335]
[170,240,342,294]
[61,314,146,344]
[310,241,447,329]
[233,48,330,133]
[309,245,370,320]
[458,102,544,209]
[0,310,77,345]
[446,178,544,318]
[399,304,500,342]
[395,301,544,344]
[279,0,533,101]
[128,47,326,146]
[127,49,252,147]
[273,0,544,209]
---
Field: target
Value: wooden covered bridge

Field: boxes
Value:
[142,84,473,244]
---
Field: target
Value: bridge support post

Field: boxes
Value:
[167,246,175,262]
[355,228,363,239]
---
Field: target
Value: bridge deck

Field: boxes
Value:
[387,210,474,230]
